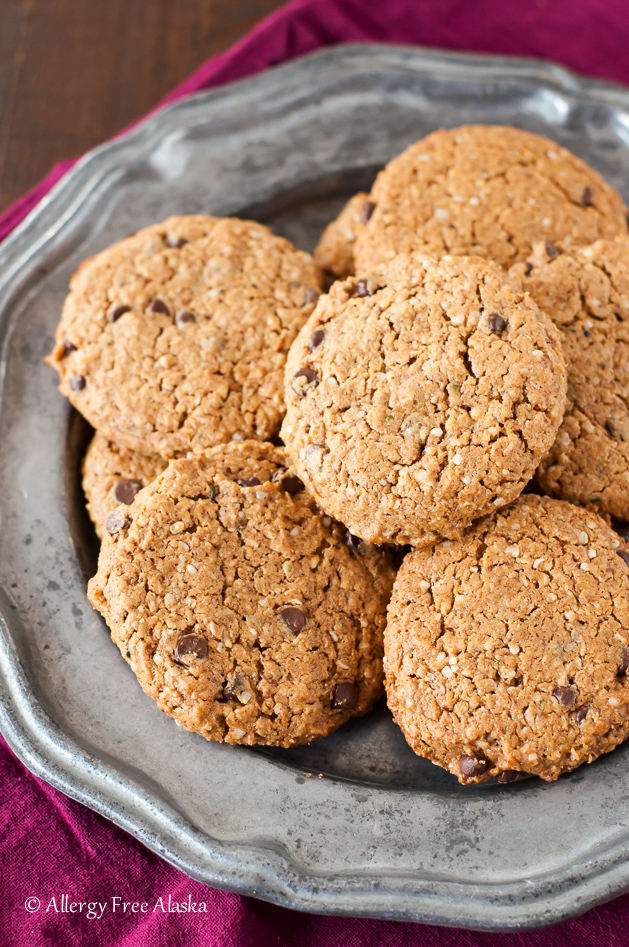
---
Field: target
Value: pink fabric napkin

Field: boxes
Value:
[3,0,629,943]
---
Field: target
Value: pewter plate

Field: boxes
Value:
[3,44,629,932]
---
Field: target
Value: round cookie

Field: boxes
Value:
[509,238,629,520]
[82,432,167,540]
[314,192,370,278]
[281,254,567,546]
[47,216,322,458]
[353,125,627,274]
[385,495,629,784]
[87,441,394,747]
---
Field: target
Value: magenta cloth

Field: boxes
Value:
[3,0,629,944]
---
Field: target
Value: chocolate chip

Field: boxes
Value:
[292,367,319,395]
[607,418,626,441]
[617,647,629,677]
[582,186,594,207]
[618,550,629,568]
[295,367,317,383]
[279,607,306,634]
[235,477,260,487]
[174,634,208,663]
[496,770,519,784]
[113,479,142,505]
[487,313,507,334]
[309,329,325,351]
[167,236,188,248]
[332,682,359,709]
[280,475,304,495]
[303,287,320,306]
[105,509,130,536]
[61,339,77,357]
[146,298,170,315]
[70,374,86,391]
[360,200,376,224]
[270,468,303,494]
[175,309,196,328]
[459,755,489,778]
[305,443,327,461]
[576,704,590,723]
[523,262,533,277]
[545,241,559,258]
[107,304,131,323]
[346,532,362,550]
[553,686,576,707]
[354,278,373,297]
[223,671,246,701]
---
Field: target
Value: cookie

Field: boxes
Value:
[281,254,567,546]
[385,495,629,784]
[314,192,370,278]
[82,432,167,540]
[47,216,322,458]
[509,239,629,520]
[352,125,627,274]
[87,440,394,747]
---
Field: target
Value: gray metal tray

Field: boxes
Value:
[2,44,629,932]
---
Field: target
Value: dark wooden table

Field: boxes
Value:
[0,0,286,214]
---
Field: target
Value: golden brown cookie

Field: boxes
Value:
[314,192,370,278]
[88,441,394,747]
[47,216,322,458]
[509,238,629,520]
[353,125,627,273]
[82,432,167,540]
[385,495,629,784]
[281,254,567,546]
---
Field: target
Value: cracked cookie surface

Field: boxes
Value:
[352,125,627,273]
[87,441,394,747]
[281,255,567,546]
[47,216,322,458]
[385,495,629,784]
[510,238,629,520]
[82,432,167,540]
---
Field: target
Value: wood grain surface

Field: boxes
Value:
[0,0,285,213]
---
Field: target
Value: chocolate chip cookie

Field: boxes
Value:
[385,495,629,784]
[509,238,629,520]
[314,192,370,278]
[281,254,567,546]
[47,216,322,458]
[87,440,394,747]
[352,125,627,273]
[82,431,167,539]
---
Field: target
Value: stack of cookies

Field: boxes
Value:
[47,125,629,785]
